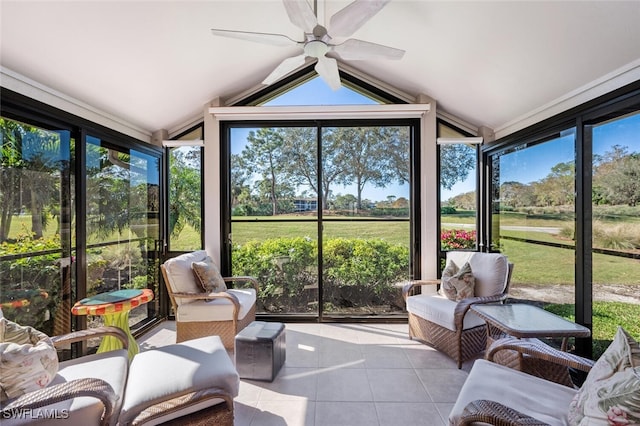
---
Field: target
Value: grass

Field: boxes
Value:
[231,216,410,247]
[545,302,640,358]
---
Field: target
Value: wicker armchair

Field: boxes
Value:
[161,250,259,349]
[404,251,513,368]
[450,337,595,425]
[1,326,130,426]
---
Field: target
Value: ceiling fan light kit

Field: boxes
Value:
[211,0,405,90]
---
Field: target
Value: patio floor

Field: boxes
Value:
[138,321,477,426]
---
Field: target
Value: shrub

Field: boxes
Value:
[440,229,476,251]
[232,237,409,312]
[440,206,457,214]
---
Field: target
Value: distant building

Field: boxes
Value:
[293,199,318,212]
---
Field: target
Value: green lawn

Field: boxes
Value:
[231,216,410,247]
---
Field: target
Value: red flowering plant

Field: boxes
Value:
[440,229,477,251]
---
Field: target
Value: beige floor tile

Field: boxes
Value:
[314,401,378,426]
[376,402,446,426]
[316,368,373,402]
[251,400,315,426]
[251,367,317,401]
[367,368,432,402]
[416,367,469,403]
[436,402,456,424]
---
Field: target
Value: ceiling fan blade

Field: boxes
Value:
[315,56,341,91]
[211,28,299,47]
[283,0,318,34]
[262,54,307,85]
[329,0,390,38]
[331,38,405,60]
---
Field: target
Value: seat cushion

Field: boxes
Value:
[406,294,485,332]
[119,336,239,425]
[2,349,129,426]
[449,359,577,426]
[176,288,257,322]
[163,251,208,303]
[447,251,509,297]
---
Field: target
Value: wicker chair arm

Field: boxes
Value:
[51,326,129,350]
[453,293,507,328]
[0,378,117,426]
[223,276,259,291]
[401,280,439,300]
[459,399,550,426]
[487,337,595,373]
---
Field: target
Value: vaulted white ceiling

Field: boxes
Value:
[1,1,640,139]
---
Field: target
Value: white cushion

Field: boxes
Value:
[119,336,239,425]
[163,251,208,304]
[2,349,129,426]
[449,359,577,426]
[447,251,510,297]
[175,288,257,322]
[406,294,485,332]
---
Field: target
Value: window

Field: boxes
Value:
[167,126,203,251]
[0,117,73,336]
[589,111,640,357]
[225,120,417,319]
[438,122,478,257]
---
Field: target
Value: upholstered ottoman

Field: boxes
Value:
[119,335,239,426]
[235,321,286,381]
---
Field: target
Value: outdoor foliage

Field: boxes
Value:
[440,229,477,250]
[0,234,62,334]
[232,236,410,313]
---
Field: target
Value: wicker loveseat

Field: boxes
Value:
[161,250,258,349]
[404,251,513,368]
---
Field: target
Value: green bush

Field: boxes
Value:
[232,237,409,312]
[440,206,457,214]
[0,234,63,334]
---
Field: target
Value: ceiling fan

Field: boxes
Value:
[211,0,405,90]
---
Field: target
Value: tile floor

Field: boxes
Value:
[138,322,476,426]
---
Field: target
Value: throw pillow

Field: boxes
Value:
[0,318,59,402]
[441,260,476,301]
[192,256,227,293]
[568,327,640,425]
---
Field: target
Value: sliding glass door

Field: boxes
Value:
[225,120,417,320]
[85,137,161,337]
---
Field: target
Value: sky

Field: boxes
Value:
[231,77,640,203]
[231,77,409,203]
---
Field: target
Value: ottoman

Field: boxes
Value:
[119,336,239,426]
[235,321,286,381]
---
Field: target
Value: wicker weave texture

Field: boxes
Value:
[130,390,234,426]
[408,312,485,367]
[177,304,256,349]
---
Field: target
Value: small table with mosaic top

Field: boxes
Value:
[72,288,154,360]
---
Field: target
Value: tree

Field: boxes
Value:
[599,152,640,206]
[533,161,575,206]
[0,118,61,241]
[242,128,294,215]
[168,147,201,238]
[329,127,395,209]
[440,144,476,190]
